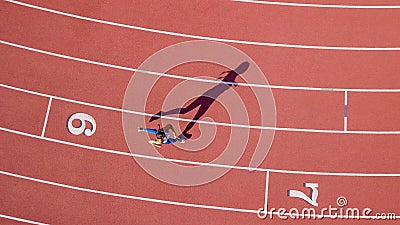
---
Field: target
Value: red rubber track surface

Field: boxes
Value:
[1,0,400,224]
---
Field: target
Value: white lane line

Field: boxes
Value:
[1,83,400,134]
[0,214,49,225]
[263,170,270,212]
[2,126,400,177]
[2,40,400,93]
[4,0,400,51]
[233,0,400,9]
[41,97,52,137]
[0,171,258,214]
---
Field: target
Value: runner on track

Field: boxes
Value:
[138,124,185,148]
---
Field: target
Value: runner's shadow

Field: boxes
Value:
[149,62,250,139]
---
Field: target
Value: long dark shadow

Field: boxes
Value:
[149,62,250,139]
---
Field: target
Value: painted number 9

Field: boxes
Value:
[67,113,96,136]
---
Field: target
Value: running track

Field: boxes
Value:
[1,0,400,224]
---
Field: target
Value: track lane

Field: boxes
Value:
[1,82,399,174]
[9,0,400,48]
[1,82,398,174]
[2,169,399,224]
[348,93,400,131]
[262,131,400,173]
[0,131,266,211]
[0,87,48,136]
[1,1,400,89]
[1,45,349,132]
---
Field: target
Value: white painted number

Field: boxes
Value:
[288,183,319,207]
[67,113,96,136]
